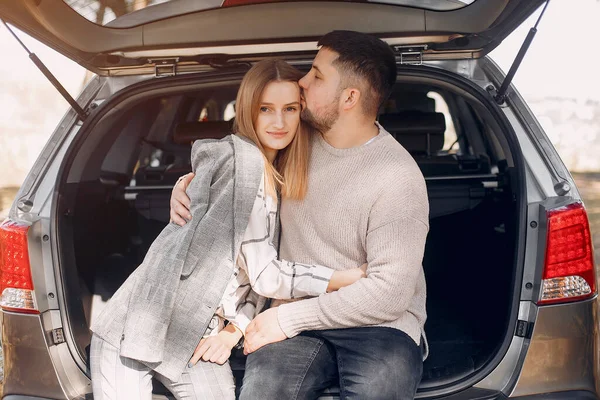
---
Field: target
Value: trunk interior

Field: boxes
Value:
[55,67,520,397]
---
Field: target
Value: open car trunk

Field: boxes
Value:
[54,63,522,398]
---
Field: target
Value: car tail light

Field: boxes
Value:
[0,220,38,314]
[538,202,596,305]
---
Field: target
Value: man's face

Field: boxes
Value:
[298,48,343,133]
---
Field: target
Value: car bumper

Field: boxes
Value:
[510,391,598,400]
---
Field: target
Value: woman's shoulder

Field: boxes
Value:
[191,134,261,157]
[191,133,264,173]
[191,134,235,153]
[191,134,235,158]
[190,135,235,172]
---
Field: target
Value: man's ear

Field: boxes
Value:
[341,87,361,111]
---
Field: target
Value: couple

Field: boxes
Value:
[90,30,429,400]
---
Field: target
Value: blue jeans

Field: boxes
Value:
[240,327,423,400]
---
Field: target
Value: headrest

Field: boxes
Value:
[173,120,233,145]
[379,111,446,155]
[392,91,436,113]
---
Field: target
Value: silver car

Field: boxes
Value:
[0,0,596,399]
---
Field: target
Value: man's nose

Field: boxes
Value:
[299,75,308,89]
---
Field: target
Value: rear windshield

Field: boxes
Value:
[64,0,476,27]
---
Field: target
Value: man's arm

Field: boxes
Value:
[276,215,428,337]
[170,172,194,225]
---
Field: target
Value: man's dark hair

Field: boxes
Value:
[318,30,397,117]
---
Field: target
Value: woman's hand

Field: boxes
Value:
[326,263,368,292]
[188,324,242,366]
[169,172,195,226]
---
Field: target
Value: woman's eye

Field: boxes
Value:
[260,106,269,112]
[285,107,298,112]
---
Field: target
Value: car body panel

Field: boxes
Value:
[1,312,67,399]
[510,299,598,397]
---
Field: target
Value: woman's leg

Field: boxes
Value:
[90,333,154,400]
[157,360,236,400]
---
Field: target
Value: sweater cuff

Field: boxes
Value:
[310,265,334,295]
[277,297,322,338]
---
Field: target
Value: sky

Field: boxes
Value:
[0,0,598,187]
[489,0,600,102]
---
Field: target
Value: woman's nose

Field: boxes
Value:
[273,112,284,128]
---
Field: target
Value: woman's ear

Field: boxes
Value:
[341,88,361,111]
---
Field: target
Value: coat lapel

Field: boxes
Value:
[231,135,264,262]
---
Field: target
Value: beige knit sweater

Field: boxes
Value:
[275,123,429,350]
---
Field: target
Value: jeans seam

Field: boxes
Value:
[336,347,347,400]
[291,339,324,400]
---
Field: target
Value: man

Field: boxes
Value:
[170,30,429,399]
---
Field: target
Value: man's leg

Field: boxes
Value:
[240,334,338,400]
[319,327,422,400]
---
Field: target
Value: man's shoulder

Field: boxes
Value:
[373,134,423,179]
[368,130,428,204]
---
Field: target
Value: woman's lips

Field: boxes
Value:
[268,131,288,138]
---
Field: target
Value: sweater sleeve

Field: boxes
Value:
[276,172,429,337]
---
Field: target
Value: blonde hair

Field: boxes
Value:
[233,59,310,200]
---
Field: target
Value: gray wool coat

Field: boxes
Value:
[91,134,270,382]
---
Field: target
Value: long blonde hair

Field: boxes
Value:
[233,59,310,200]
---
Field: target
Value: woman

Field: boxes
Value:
[90,59,366,400]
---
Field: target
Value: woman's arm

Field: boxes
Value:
[241,241,366,299]
[327,264,368,292]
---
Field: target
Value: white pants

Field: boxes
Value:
[90,334,236,400]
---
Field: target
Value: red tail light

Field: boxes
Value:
[538,202,596,305]
[0,220,38,314]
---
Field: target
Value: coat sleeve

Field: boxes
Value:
[180,139,233,277]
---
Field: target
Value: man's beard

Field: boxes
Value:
[301,100,340,134]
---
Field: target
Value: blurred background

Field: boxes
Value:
[0,0,599,383]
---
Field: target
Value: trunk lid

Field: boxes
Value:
[0,0,545,75]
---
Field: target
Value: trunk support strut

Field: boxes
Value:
[494,0,551,105]
[1,19,88,121]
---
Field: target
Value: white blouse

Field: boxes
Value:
[204,173,334,337]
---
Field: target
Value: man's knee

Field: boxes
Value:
[342,363,421,400]
[333,328,423,400]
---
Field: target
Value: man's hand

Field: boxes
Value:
[243,308,287,355]
[170,172,195,226]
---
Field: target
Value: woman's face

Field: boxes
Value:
[255,80,301,161]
